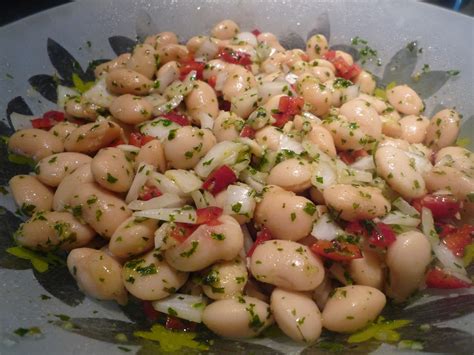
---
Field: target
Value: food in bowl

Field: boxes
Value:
[5,18,473,344]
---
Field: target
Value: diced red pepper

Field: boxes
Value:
[323,50,361,80]
[129,132,156,147]
[161,112,190,126]
[165,315,197,332]
[425,267,471,289]
[435,222,457,238]
[202,165,237,195]
[207,75,217,88]
[338,149,369,165]
[441,224,474,257]
[143,301,160,321]
[247,227,273,257]
[179,60,205,81]
[311,240,362,261]
[240,125,256,139]
[31,117,56,130]
[272,96,304,128]
[251,29,261,37]
[170,222,198,243]
[412,194,461,220]
[108,138,126,147]
[346,221,368,238]
[43,110,65,122]
[218,99,231,111]
[217,48,252,67]
[368,222,397,248]
[138,186,162,201]
[196,206,223,225]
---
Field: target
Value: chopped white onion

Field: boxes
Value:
[302,139,333,164]
[214,71,228,92]
[128,193,185,211]
[238,137,264,158]
[284,73,299,85]
[191,190,207,208]
[421,207,467,275]
[9,112,36,130]
[134,207,197,223]
[233,32,258,47]
[279,134,304,154]
[194,39,219,62]
[380,211,420,227]
[57,85,79,109]
[301,111,322,124]
[83,77,116,108]
[198,112,214,130]
[153,94,184,115]
[311,213,345,241]
[152,294,206,323]
[258,81,288,104]
[341,84,360,103]
[405,150,433,174]
[393,197,420,217]
[350,155,375,171]
[165,169,202,194]
[311,161,337,190]
[154,222,171,250]
[149,171,186,197]
[125,163,154,203]
[139,118,180,141]
[194,141,246,178]
[116,144,140,154]
[239,168,267,193]
[224,183,256,218]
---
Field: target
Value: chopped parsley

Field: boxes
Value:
[106,173,118,183]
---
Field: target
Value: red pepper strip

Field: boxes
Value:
[217,48,252,67]
[247,227,273,257]
[143,301,160,321]
[169,222,198,243]
[412,194,461,220]
[165,315,197,332]
[129,132,156,147]
[323,50,361,80]
[161,112,190,126]
[138,186,163,201]
[425,267,471,289]
[441,225,474,257]
[251,29,261,37]
[272,96,304,128]
[196,207,223,225]
[338,149,369,165]
[207,75,217,88]
[43,110,65,122]
[202,165,237,195]
[31,117,56,129]
[346,221,396,248]
[179,60,205,81]
[310,239,362,261]
[240,125,256,139]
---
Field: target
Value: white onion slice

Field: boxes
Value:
[239,168,267,193]
[153,94,184,115]
[279,134,304,154]
[302,139,333,163]
[195,39,219,62]
[258,81,288,104]
[350,155,375,171]
[405,150,433,174]
[233,32,258,47]
[139,118,180,141]
[311,161,337,190]
[154,222,171,251]
[284,73,299,85]
[125,163,154,203]
[149,171,185,197]
[198,112,214,130]
[116,144,140,154]
[380,211,420,227]
[134,207,197,223]
[194,141,246,178]
[83,77,116,108]
[57,85,80,109]
[165,169,202,194]
[152,294,206,323]
[9,112,36,130]
[392,197,420,217]
[128,193,185,211]
[341,84,360,103]
[224,184,256,218]
[311,213,345,241]
[301,111,322,124]
[337,167,373,184]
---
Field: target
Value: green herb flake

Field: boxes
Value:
[303,202,317,216]
[117,346,131,352]
[14,327,42,337]
[40,294,51,300]
[106,173,118,183]
[231,202,242,213]
[210,232,225,241]
[72,73,95,93]
[180,240,199,258]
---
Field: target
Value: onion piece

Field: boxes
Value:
[302,139,333,163]
[116,144,140,154]
[311,161,337,190]
[125,163,155,203]
[405,150,433,174]
[139,118,180,141]
[83,77,116,108]
[197,112,214,130]
[134,206,197,223]
[9,112,36,130]
[57,85,80,109]
[350,155,375,171]
[301,111,322,124]
[154,222,171,251]
[392,197,420,217]
[194,141,247,178]
[152,294,206,323]
[421,207,467,275]
[232,32,258,47]
[380,211,420,227]
[195,39,219,62]
[311,213,345,241]
[149,171,186,197]
[258,81,288,104]
[165,170,202,194]
[341,84,360,103]
[128,193,186,211]
[238,137,264,158]
[279,134,304,154]
[239,168,267,193]
[223,183,256,218]
[153,94,184,115]
[285,73,299,85]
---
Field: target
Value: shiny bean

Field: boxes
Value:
[8,128,64,161]
[9,175,54,214]
[91,147,134,192]
[109,94,153,124]
[106,68,153,95]
[36,152,92,187]
[64,121,122,154]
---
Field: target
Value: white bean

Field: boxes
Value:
[49,121,78,141]
[144,32,178,50]
[211,20,240,40]
[349,250,384,290]
[425,109,461,149]
[354,71,376,95]
[91,147,134,193]
[53,164,94,211]
[339,99,382,140]
[109,217,158,258]
[127,44,157,79]
[185,80,219,124]
[36,152,92,187]
[250,239,325,291]
[322,285,386,333]
[135,139,167,173]
[386,85,424,115]
[399,115,429,144]
[423,166,473,200]
[106,68,153,95]
[109,94,153,125]
[94,53,131,78]
[9,175,53,214]
[267,158,312,193]
[306,34,329,60]
[64,121,122,154]
[8,128,64,161]
[212,111,244,142]
[201,258,248,300]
